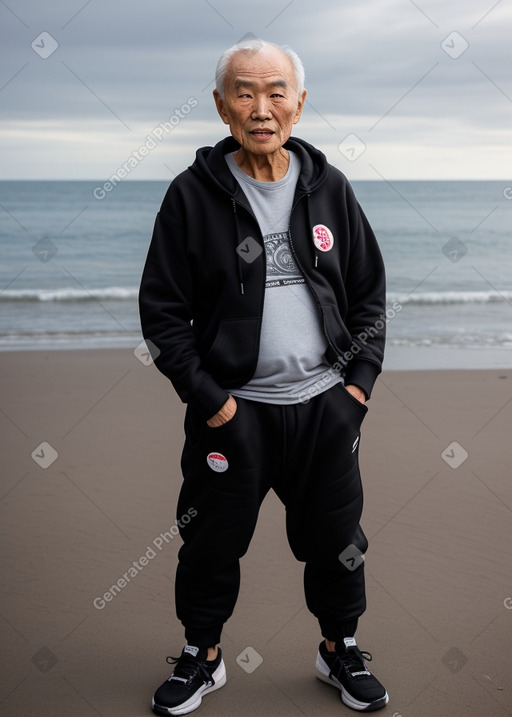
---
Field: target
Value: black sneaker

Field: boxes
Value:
[316,637,388,712]
[152,645,226,716]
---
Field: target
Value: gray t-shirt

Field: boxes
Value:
[225,150,341,404]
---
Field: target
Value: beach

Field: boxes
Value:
[1,348,511,717]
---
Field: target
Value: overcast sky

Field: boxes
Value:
[1,0,511,179]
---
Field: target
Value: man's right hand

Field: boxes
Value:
[206,395,237,427]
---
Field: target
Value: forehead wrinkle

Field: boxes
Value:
[233,78,289,91]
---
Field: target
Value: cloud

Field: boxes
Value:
[1,0,511,178]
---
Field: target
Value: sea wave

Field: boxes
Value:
[0,287,138,302]
[1,287,511,305]
[388,290,512,306]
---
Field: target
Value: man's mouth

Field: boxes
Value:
[250,129,274,136]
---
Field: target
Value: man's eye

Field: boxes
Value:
[271,93,284,98]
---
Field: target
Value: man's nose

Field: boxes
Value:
[251,96,272,120]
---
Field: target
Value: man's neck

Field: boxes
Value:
[233,148,289,182]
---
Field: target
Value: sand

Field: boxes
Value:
[1,348,511,717]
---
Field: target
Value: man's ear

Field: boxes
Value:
[293,89,307,125]
[213,89,230,125]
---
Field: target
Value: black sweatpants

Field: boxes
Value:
[175,382,369,648]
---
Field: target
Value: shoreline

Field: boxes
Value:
[1,343,511,372]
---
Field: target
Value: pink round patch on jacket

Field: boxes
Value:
[312,224,334,252]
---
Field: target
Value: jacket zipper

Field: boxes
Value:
[231,195,266,346]
[287,195,340,362]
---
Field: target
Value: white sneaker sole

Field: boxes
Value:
[316,651,389,712]
[152,660,226,716]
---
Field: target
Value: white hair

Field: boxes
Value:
[215,38,305,100]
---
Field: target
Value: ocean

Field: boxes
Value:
[1,180,511,369]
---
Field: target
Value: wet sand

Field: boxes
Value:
[1,349,511,716]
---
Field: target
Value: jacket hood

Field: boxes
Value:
[189,135,329,196]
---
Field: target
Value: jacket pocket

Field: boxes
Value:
[202,317,260,385]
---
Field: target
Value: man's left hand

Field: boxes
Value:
[345,384,366,405]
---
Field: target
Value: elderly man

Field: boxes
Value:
[139,38,388,714]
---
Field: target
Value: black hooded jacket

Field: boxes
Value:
[139,136,386,418]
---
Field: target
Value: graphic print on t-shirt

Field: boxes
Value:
[264,232,305,289]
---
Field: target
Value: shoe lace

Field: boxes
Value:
[336,646,373,680]
[166,653,213,685]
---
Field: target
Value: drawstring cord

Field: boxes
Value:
[232,198,245,294]
[305,193,318,267]
[233,191,314,295]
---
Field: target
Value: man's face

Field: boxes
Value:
[213,46,306,157]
